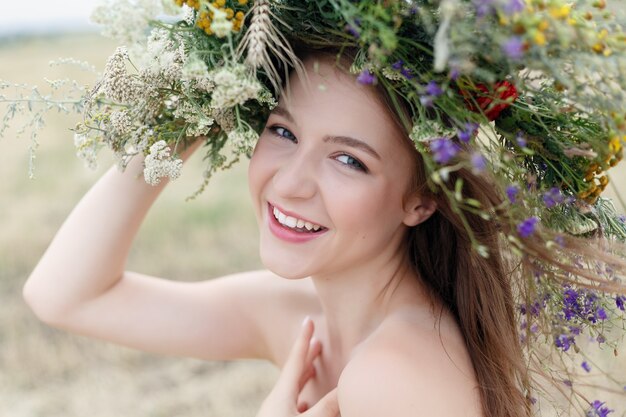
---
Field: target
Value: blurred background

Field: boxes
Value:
[0,1,625,416]
[0,2,276,416]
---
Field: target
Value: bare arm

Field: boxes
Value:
[22,141,299,360]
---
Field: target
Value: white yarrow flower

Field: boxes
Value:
[143,140,183,185]
[74,133,100,169]
[228,128,259,154]
[210,65,262,109]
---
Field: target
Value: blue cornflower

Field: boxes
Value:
[582,361,592,372]
[356,69,376,85]
[543,187,564,208]
[616,295,625,311]
[503,0,525,15]
[430,138,460,164]
[400,67,414,80]
[590,401,614,417]
[506,185,519,204]
[502,36,525,60]
[517,216,539,238]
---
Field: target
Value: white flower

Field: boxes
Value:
[228,128,259,154]
[173,101,214,137]
[101,47,144,103]
[409,120,456,145]
[209,6,233,38]
[74,133,100,169]
[209,65,262,110]
[143,140,183,185]
[91,0,162,47]
[109,110,133,136]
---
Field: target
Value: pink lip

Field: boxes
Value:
[267,203,328,243]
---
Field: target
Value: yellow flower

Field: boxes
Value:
[225,7,234,19]
[609,136,622,153]
[592,42,605,53]
[549,5,571,19]
[216,0,226,6]
[534,31,547,46]
[238,0,248,4]
[538,20,549,31]
[235,11,244,20]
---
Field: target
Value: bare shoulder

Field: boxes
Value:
[338,313,483,417]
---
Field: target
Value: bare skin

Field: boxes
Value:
[23,57,483,417]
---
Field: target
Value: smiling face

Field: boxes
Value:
[248,56,432,279]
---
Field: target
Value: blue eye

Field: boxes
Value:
[335,154,367,172]
[268,126,297,143]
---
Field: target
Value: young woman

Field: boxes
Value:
[22,51,524,417]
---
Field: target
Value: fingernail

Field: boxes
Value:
[302,315,311,327]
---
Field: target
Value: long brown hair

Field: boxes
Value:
[277,44,626,417]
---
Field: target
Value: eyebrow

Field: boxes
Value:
[270,106,382,160]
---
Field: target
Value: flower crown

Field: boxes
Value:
[2,0,626,414]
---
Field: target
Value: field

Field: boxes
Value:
[1,32,625,416]
[0,33,276,417]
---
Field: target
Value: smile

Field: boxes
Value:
[267,203,328,243]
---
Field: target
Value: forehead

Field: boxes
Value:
[279,58,406,154]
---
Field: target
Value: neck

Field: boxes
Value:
[310,245,428,367]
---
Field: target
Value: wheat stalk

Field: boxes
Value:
[236,0,305,93]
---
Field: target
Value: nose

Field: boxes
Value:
[272,149,318,201]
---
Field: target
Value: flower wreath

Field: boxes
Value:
[2,0,626,414]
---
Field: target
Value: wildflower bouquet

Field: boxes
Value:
[2,0,626,414]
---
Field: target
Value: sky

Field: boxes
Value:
[0,0,102,36]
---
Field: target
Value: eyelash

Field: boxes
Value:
[266,125,368,173]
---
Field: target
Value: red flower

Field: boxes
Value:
[462,80,518,121]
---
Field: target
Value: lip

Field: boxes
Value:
[267,202,328,243]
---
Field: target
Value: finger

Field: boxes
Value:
[298,338,321,390]
[297,401,309,413]
[277,316,315,390]
[297,363,317,392]
[302,388,339,417]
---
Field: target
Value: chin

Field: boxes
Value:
[258,242,315,280]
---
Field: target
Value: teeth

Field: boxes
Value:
[285,216,298,228]
[272,206,323,231]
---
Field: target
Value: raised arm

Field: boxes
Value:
[22,141,303,361]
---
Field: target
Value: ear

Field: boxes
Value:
[402,194,437,227]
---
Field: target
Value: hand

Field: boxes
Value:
[256,317,339,417]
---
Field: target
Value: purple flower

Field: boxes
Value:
[391,60,404,70]
[503,0,525,15]
[345,24,360,38]
[400,67,414,80]
[471,152,487,172]
[425,81,444,96]
[554,235,565,247]
[517,216,539,238]
[616,295,625,311]
[473,0,495,17]
[449,68,460,80]
[430,138,460,164]
[530,323,538,333]
[506,185,520,204]
[582,361,592,372]
[458,122,479,143]
[357,69,376,85]
[590,401,614,417]
[597,334,606,343]
[618,215,626,224]
[543,187,564,208]
[516,132,527,147]
[597,308,608,321]
[555,333,574,351]
[502,36,525,60]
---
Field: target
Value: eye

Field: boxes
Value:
[267,125,297,143]
[335,154,367,172]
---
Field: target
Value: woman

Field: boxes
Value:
[23,52,514,416]
[20,1,626,416]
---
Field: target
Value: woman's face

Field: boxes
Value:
[248,57,425,279]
